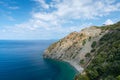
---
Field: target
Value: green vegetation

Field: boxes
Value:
[90,49,95,52]
[80,33,84,37]
[88,36,92,41]
[75,21,120,80]
[117,75,120,80]
[85,53,91,57]
[91,41,97,48]
[82,39,86,45]
[80,59,85,64]
[75,74,90,80]
[100,21,120,31]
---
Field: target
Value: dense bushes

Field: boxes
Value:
[82,39,86,45]
[91,41,97,48]
[85,53,91,57]
[75,74,90,80]
[80,59,85,64]
[75,21,120,80]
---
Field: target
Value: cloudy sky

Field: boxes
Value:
[0,0,120,40]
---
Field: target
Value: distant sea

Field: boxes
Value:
[0,40,77,80]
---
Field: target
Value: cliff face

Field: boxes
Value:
[43,21,120,79]
[75,22,120,80]
[43,26,105,71]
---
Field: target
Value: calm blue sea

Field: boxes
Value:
[0,40,77,80]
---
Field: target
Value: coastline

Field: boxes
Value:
[43,56,83,73]
[43,58,78,80]
[63,60,84,73]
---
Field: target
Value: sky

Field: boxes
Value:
[0,0,120,40]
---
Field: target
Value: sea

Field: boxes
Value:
[0,40,77,80]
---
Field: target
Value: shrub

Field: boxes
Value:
[105,75,116,80]
[82,39,86,46]
[116,75,120,80]
[75,74,90,80]
[80,59,84,64]
[88,37,91,41]
[85,53,91,57]
[91,41,97,48]
[87,69,99,80]
[91,49,95,52]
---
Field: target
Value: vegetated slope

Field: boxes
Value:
[44,21,120,80]
[75,21,120,80]
[43,26,104,71]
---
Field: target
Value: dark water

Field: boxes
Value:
[0,40,77,80]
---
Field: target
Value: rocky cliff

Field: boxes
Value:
[43,21,120,80]
[43,26,106,72]
[75,21,120,80]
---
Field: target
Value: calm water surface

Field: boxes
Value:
[0,40,77,80]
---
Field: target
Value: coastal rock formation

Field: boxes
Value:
[43,26,105,72]
[75,21,120,80]
[44,21,120,80]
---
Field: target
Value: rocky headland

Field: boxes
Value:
[43,21,120,80]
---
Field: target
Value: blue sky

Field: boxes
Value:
[0,0,120,40]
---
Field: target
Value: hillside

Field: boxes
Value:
[43,26,105,71]
[43,21,120,80]
[75,21,120,80]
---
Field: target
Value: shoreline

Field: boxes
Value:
[43,58,78,80]
[64,60,84,73]
[43,57,83,73]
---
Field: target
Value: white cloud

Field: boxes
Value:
[34,0,120,19]
[1,0,120,39]
[30,0,120,31]
[34,0,50,9]
[104,19,114,25]
[8,6,19,10]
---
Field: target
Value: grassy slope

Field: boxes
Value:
[75,21,120,80]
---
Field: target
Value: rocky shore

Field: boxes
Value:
[43,26,106,72]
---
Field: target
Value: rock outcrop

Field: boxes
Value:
[43,21,120,80]
[43,26,105,72]
[75,21,120,80]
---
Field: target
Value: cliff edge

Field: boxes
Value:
[43,21,120,80]
[43,26,106,72]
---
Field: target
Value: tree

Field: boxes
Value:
[91,41,97,48]
[85,53,91,57]
[116,75,120,80]
[75,75,90,80]
[87,69,99,80]
[82,39,86,46]
[105,75,116,80]
[80,59,84,64]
